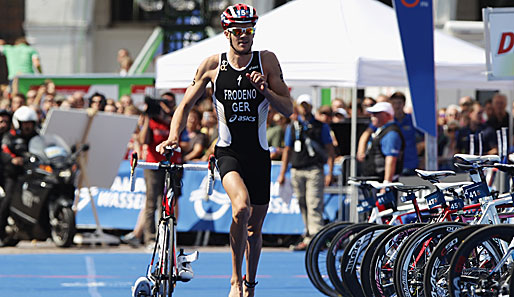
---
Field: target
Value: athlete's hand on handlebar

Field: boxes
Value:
[156,139,179,155]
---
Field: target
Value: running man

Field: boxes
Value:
[157,4,293,297]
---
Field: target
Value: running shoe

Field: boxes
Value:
[177,250,199,282]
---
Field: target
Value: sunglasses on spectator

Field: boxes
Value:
[227,27,256,36]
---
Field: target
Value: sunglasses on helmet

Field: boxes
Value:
[226,27,256,36]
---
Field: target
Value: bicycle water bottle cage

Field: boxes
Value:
[462,182,490,203]
[425,190,445,209]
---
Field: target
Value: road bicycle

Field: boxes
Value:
[130,148,216,297]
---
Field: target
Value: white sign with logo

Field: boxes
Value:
[484,7,514,80]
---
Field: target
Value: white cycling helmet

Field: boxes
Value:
[13,106,38,129]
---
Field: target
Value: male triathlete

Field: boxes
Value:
[157,4,293,297]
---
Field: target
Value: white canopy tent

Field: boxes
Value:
[156,0,512,90]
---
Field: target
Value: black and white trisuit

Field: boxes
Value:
[213,51,271,205]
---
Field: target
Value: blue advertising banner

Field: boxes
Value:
[76,161,342,235]
[393,0,436,137]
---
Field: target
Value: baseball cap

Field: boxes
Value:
[296,94,312,105]
[335,108,348,118]
[366,102,394,116]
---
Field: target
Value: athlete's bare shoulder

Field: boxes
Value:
[259,50,279,65]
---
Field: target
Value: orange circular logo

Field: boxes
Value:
[401,0,420,8]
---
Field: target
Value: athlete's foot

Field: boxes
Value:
[228,282,243,297]
[243,276,257,297]
[243,285,255,297]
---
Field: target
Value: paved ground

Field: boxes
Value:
[0,241,324,297]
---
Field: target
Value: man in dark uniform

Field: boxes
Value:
[157,4,293,297]
[362,102,405,184]
[0,106,38,245]
[277,94,334,251]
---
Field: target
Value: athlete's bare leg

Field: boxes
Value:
[244,204,268,297]
[223,171,251,297]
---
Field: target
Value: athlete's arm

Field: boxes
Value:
[246,51,293,117]
[157,55,218,154]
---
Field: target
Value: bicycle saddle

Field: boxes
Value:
[434,181,473,191]
[415,169,456,181]
[394,185,430,193]
[367,181,403,190]
[454,154,500,164]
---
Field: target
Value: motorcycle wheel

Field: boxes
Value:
[50,206,76,247]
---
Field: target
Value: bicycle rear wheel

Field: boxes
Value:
[423,225,484,297]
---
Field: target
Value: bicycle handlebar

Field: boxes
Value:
[129,152,217,199]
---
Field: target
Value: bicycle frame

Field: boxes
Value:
[130,150,215,297]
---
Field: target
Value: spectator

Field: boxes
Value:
[41,93,56,118]
[455,101,490,154]
[277,94,335,251]
[331,98,346,123]
[445,104,460,124]
[316,105,339,156]
[484,98,494,122]
[0,110,11,184]
[267,108,288,161]
[0,37,42,82]
[70,91,85,109]
[117,94,133,114]
[25,89,37,106]
[10,93,26,113]
[88,92,106,111]
[482,93,509,155]
[362,102,405,185]
[376,94,389,103]
[315,105,333,124]
[439,120,459,170]
[200,107,218,146]
[182,108,208,162]
[459,96,473,113]
[104,104,117,113]
[333,107,348,122]
[138,92,187,246]
[119,56,133,76]
[54,94,67,108]
[389,91,422,176]
[117,48,130,67]
[362,96,376,117]
[487,93,508,130]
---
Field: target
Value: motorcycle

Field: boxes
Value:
[2,134,88,247]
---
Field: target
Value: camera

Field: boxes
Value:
[144,96,166,116]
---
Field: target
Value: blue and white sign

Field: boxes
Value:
[76,161,342,235]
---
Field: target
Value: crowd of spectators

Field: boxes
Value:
[437,93,510,170]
